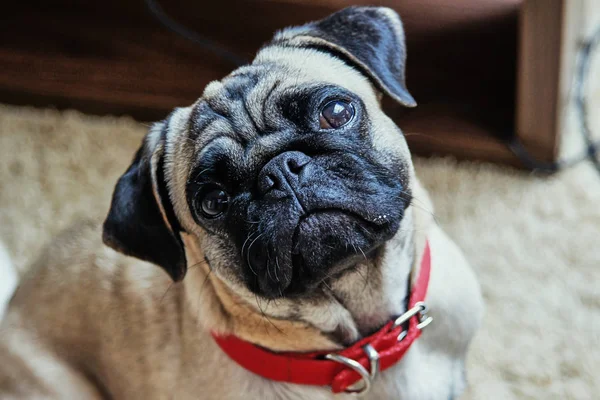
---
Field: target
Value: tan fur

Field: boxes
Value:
[182,234,338,352]
[0,8,483,399]
[0,185,482,399]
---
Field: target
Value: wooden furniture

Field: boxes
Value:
[516,0,585,164]
[0,0,587,167]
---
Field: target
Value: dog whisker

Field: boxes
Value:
[265,252,274,282]
[241,230,258,264]
[405,193,440,224]
[159,281,175,305]
[361,263,371,293]
[354,264,369,289]
[396,227,429,234]
[274,256,281,283]
[408,195,431,211]
[320,270,339,281]
[159,259,209,304]
[246,233,264,277]
[412,203,441,225]
[195,262,213,330]
[254,292,283,335]
[199,262,214,293]
[253,292,270,336]
[267,252,282,295]
[266,297,282,309]
[186,167,211,185]
[357,246,367,261]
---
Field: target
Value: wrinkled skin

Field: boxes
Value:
[185,81,411,298]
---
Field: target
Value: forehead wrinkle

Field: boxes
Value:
[196,136,244,173]
[241,93,261,136]
[191,63,293,166]
[189,100,230,141]
[192,117,239,154]
[247,75,283,134]
[216,74,263,143]
[228,62,287,136]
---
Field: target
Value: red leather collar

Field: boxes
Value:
[211,241,432,394]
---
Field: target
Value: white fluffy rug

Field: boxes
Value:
[0,102,598,399]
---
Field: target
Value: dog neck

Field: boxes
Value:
[181,180,433,353]
[324,209,416,340]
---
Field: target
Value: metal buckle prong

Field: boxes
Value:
[325,344,380,396]
[415,301,434,330]
[362,344,380,381]
[393,301,433,341]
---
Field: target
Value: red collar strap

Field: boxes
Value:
[211,241,432,395]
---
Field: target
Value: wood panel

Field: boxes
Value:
[515,0,585,163]
[0,0,523,165]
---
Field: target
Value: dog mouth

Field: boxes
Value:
[235,151,409,298]
[290,207,384,258]
[298,207,393,229]
[292,210,373,287]
[246,207,394,298]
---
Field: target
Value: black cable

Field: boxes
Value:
[506,137,560,172]
[145,0,248,67]
[508,25,600,174]
[508,136,600,172]
[574,25,600,174]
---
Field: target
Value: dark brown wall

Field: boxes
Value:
[1,0,522,163]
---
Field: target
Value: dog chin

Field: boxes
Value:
[251,209,400,299]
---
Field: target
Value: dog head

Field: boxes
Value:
[103,7,416,300]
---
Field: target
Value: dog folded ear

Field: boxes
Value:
[102,122,187,281]
[272,6,416,107]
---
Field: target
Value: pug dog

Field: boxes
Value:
[0,7,483,399]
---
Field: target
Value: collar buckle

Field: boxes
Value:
[210,241,433,396]
[394,301,433,341]
[325,301,434,395]
[324,343,380,396]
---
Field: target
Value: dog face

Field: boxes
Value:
[103,7,417,300]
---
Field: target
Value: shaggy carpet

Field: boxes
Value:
[0,100,598,399]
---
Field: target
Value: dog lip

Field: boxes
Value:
[290,207,385,255]
[297,207,389,229]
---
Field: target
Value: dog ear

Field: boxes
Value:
[272,6,416,107]
[102,121,187,281]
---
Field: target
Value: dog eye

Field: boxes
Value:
[197,186,229,218]
[319,100,355,129]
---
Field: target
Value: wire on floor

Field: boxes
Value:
[509,25,600,174]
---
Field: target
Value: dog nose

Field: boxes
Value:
[258,151,311,195]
